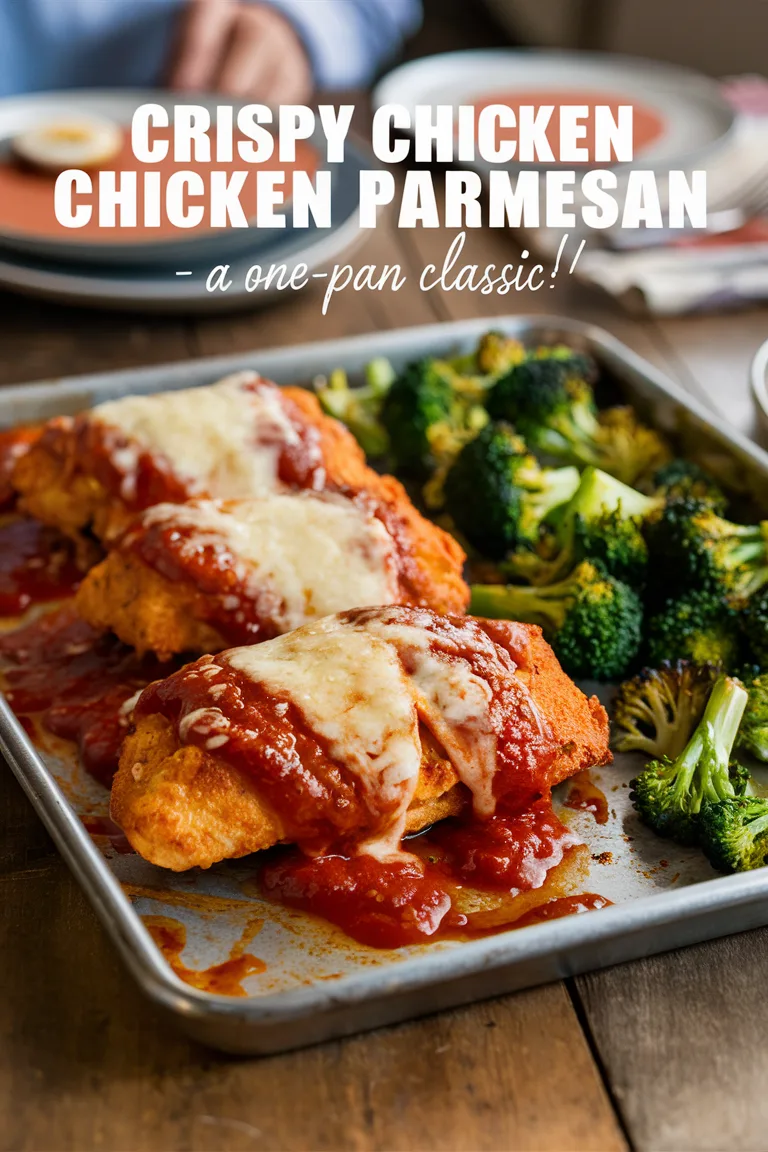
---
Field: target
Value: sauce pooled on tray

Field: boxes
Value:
[0,604,176,786]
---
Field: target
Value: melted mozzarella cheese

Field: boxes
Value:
[344,612,503,817]
[217,610,512,857]
[93,372,304,500]
[225,620,422,857]
[140,492,400,631]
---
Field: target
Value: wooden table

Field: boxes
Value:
[3,120,768,1152]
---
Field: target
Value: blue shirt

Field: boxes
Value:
[0,0,422,96]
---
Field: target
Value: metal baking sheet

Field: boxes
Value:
[3,315,768,1056]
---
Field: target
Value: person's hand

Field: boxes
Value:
[168,0,313,103]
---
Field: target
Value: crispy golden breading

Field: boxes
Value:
[12,384,372,546]
[365,473,469,616]
[76,552,226,661]
[76,487,469,659]
[483,620,611,785]
[112,714,467,872]
[111,622,610,871]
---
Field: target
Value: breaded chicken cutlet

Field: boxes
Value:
[112,606,611,871]
[76,486,469,659]
[11,371,375,548]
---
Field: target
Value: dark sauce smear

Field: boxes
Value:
[80,814,134,853]
[259,798,606,949]
[0,517,82,615]
[563,770,609,825]
[513,893,612,927]
[0,604,175,786]
[142,915,266,996]
[0,425,39,511]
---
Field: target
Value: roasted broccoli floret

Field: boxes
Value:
[487,356,599,457]
[651,459,727,514]
[645,590,742,670]
[595,407,672,490]
[315,359,395,457]
[630,674,749,845]
[443,421,579,558]
[530,343,598,380]
[699,795,768,872]
[737,671,768,763]
[470,560,643,680]
[380,357,489,482]
[742,585,768,668]
[506,466,660,587]
[645,497,768,601]
[475,331,526,377]
[487,356,669,487]
[612,661,719,760]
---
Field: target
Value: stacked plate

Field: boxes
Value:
[373,49,736,173]
[0,90,366,312]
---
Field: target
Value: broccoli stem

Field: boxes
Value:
[671,676,748,811]
[364,357,396,395]
[470,573,577,631]
[744,809,768,840]
[530,467,582,524]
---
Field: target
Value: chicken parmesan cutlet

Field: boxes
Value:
[75,486,469,659]
[112,606,610,876]
[11,371,373,548]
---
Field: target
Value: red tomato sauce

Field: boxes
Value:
[0,604,174,786]
[142,915,266,996]
[563,770,609,825]
[473,89,665,163]
[259,798,595,949]
[123,491,405,649]
[36,380,328,518]
[426,797,581,890]
[135,609,559,852]
[512,893,613,928]
[0,517,82,616]
[0,425,40,510]
[0,130,318,243]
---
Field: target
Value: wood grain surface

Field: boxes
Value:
[2,18,768,1147]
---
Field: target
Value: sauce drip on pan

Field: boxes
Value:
[259,798,597,949]
[563,770,609,824]
[0,604,176,785]
[512,893,612,927]
[0,517,82,615]
[142,915,266,996]
[80,814,134,854]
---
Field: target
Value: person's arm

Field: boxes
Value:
[261,0,422,87]
[169,0,422,100]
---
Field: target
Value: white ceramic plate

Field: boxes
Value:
[0,89,337,267]
[373,49,735,171]
[0,138,367,313]
[750,336,768,434]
